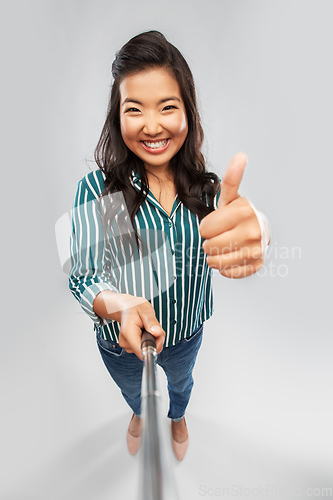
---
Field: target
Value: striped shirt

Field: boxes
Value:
[69,169,220,347]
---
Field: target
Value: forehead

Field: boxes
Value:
[119,67,182,101]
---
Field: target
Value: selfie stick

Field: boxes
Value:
[138,330,179,500]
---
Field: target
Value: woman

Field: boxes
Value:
[69,30,270,461]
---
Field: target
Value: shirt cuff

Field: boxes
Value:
[248,201,271,258]
[80,282,119,325]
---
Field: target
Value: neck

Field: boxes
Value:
[145,165,174,183]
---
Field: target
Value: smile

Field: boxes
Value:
[141,139,170,153]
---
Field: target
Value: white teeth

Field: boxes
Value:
[143,140,168,149]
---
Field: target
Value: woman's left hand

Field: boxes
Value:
[199,153,265,279]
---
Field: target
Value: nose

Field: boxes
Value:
[142,112,163,136]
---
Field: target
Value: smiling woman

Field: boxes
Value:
[69,30,270,462]
[94,30,220,239]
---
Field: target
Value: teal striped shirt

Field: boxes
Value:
[69,169,220,347]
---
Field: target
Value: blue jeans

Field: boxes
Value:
[96,323,203,421]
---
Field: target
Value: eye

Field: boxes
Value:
[125,107,140,113]
[163,105,177,111]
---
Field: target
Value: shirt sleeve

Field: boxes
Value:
[248,202,271,258]
[68,177,119,326]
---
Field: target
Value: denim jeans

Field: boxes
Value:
[96,323,203,421]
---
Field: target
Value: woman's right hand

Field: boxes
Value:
[93,291,165,360]
[118,296,165,359]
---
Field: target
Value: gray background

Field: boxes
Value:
[1,1,332,498]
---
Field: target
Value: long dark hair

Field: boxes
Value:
[95,30,220,241]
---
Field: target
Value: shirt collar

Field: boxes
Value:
[130,168,180,218]
[129,169,141,192]
[131,168,140,183]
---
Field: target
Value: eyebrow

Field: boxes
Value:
[121,96,181,106]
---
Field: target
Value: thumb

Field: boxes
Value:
[219,153,248,206]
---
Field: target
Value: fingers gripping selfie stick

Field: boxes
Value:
[139,330,179,500]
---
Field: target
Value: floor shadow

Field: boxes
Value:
[8,412,331,500]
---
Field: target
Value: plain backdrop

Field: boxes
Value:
[1,1,332,499]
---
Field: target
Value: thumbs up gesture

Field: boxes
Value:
[199,153,265,279]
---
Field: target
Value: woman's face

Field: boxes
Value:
[119,67,188,173]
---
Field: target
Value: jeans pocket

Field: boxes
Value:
[184,324,203,342]
[96,335,124,356]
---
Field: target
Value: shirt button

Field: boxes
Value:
[172,275,176,281]
[168,220,173,227]
[171,249,175,255]
[172,299,177,304]
[173,320,177,325]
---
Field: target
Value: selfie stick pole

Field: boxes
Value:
[138,330,179,500]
